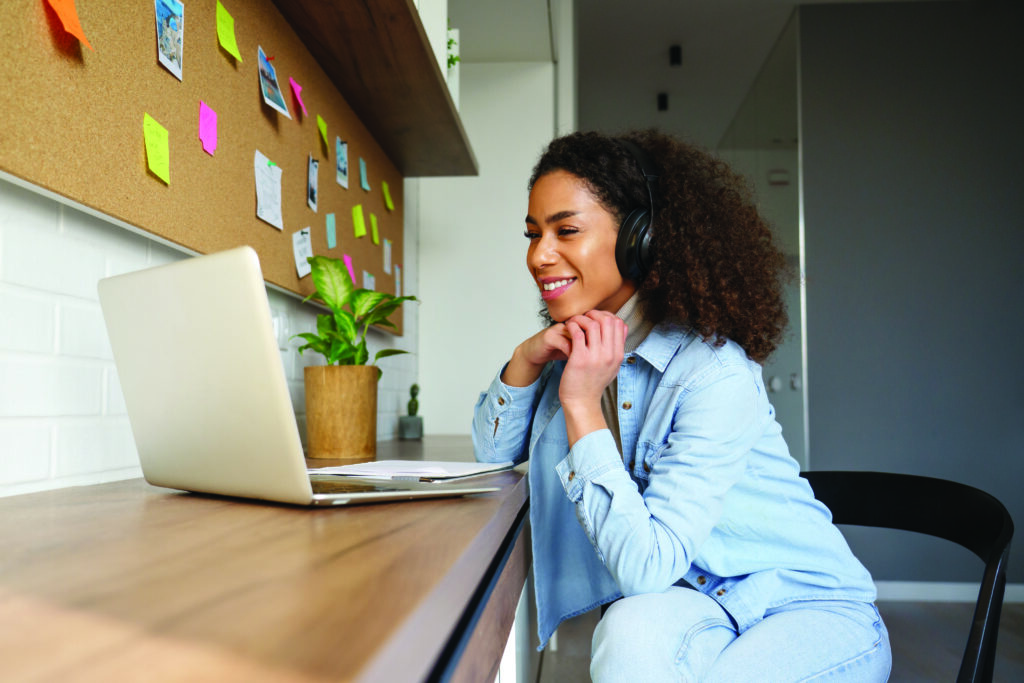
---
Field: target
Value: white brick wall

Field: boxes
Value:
[0,176,419,498]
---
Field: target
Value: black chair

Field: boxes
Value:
[800,470,1014,683]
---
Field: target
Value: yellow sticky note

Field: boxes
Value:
[370,213,379,245]
[216,1,242,61]
[143,113,170,184]
[352,204,367,238]
[382,181,395,211]
[317,115,328,148]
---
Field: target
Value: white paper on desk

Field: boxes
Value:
[309,460,514,481]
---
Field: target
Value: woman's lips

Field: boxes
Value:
[540,277,576,301]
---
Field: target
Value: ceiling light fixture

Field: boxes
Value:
[669,44,682,66]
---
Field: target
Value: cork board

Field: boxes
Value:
[0,0,406,333]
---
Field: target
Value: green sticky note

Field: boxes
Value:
[216,1,242,61]
[370,213,379,245]
[326,213,336,248]
[143,113,170,184]
[317,115,328,148]
[382,181,395,211]
[352,204,367,238]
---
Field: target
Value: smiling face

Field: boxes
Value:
[525,170,636,322]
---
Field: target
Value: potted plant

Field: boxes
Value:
[294,255,417,460]
[398,384,423,440]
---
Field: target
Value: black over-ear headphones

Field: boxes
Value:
[614,139,659,282]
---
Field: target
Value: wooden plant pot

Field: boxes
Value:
[304,365,377,460]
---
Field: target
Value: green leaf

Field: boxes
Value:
[316,313,336,338]
[353,339,369,366]
[365,296,416,326]
[333,310,358,341]
[373,348,408,364]
[350,289,391,321]
[293,333,328,357]
[308,255,354,311]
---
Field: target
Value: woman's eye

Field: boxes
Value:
[523,230,540,240]
[558,227,579,236]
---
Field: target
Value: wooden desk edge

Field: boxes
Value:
[356,473,529,682]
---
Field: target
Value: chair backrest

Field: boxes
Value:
[800,471,1014,683]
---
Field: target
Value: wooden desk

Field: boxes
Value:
[0,436,528,682]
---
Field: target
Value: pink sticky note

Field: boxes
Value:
[289,77,307,117]
[343,254,356,284]
[198,101,217,155]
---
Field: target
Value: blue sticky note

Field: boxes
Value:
[326,213,337,249]
[359,157,370,191]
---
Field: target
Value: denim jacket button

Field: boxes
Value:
[621,401,632,410]
[697,576,707,585]
[568,471,575,482]
[643,462,651,473]
[626,357,636,364]
[717,589,727,596]
[497,396,505,406]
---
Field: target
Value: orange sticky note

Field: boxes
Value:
[47,0,94,51]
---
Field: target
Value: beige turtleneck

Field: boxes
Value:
[600,293,654,457]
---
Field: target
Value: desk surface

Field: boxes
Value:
[0,436,528,682]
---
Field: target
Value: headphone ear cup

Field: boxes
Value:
[616,208,652,282]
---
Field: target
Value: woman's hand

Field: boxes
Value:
[501,323,573,387]
[559,310,627,444]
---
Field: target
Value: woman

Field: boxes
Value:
[472,130,891,681]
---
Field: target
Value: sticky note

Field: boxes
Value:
[198,101,217,155]
[382,181,395,211]
[254,150,284,230]
[363,271,376,291]
[359,157,370,191]
[343,254,356,284]
[293,228,313,278]
[289,78,307,117]
[394,264,402,297]
[370,213,379,245]
[47,0,94,51]
[326,213,337,249]
[352,204,366,238]
[317,115,328,148]
[143,113,170,184]
[383,239,392,274]
[216,1,242,61]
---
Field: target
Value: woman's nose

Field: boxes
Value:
[528,234,558,269]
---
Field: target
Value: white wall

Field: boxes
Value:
[416,62,557,435]
[0,175,419,497]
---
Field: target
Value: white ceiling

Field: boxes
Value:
[448,0,936,149]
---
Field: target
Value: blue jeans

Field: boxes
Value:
[591,586,891,681]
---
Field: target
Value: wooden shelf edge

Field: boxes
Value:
[272,0,478,178]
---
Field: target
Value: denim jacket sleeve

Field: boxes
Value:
[554,358,764,597]
[472,364,547,465]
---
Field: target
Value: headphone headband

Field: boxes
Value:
[617,139,659,188]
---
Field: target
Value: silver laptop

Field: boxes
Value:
[97,246,498,506]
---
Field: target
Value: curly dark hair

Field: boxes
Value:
[528,129,790,364]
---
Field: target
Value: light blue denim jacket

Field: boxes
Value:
[473,323,876,649]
